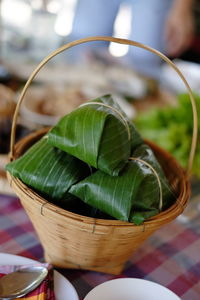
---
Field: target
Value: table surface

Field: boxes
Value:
[0,180,200,300]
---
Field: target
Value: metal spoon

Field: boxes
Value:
[0,266,48,299]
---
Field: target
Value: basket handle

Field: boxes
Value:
[10,36,198,176]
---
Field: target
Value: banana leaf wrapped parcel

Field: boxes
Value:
[69,144,175,225]
[48,95,143,176]
[6,94,175,225]
[6,136,91,204]
[6,136,108,217]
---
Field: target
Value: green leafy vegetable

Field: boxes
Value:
[135,93,200,178]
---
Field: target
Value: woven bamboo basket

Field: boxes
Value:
[7,37,198,275]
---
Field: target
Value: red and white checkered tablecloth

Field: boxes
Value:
[0,190,200,300]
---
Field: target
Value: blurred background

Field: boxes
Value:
[0,0,200,194]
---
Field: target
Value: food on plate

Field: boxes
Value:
[35,87,86,116]
[23,85,86,117]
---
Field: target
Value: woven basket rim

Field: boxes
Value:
[7,128,190,228]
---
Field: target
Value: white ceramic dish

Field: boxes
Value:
[84,278,180,300]
[0,253,79,300]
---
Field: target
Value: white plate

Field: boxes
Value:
[0,253,79,300]
[84,278,180,300]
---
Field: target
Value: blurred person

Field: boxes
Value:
[70,0,194,79]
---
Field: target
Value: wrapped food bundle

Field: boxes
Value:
[48,95,143,176]
[70,144,174,225]
[6,136,91,202]
[6,95,174,225]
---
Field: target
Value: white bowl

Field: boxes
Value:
[84,278,180,300]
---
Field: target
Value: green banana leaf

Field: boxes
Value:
[5,94,174,225]
[90,94,144,151]
[48,94,143,176]
[69,144,174,225]
[6,136,91,203]
[132,144,174,207]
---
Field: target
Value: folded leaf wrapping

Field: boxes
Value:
[69,144,174,225]
[100,95,143,152]
[6,95,175,225]
[48,95,143,176]
[6,136,91,202]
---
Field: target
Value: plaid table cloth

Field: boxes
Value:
[0,181,200,300]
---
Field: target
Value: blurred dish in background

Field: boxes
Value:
[20,84,87,128]
[19,83,136,128]
[0,84,16,117]
[0,83,31,195]
[161,59,200,94]
[0,84,16,155]
[9,61,153,123]
[105,66,148,99]
[9,61,148,98]
[18,66,138,129]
